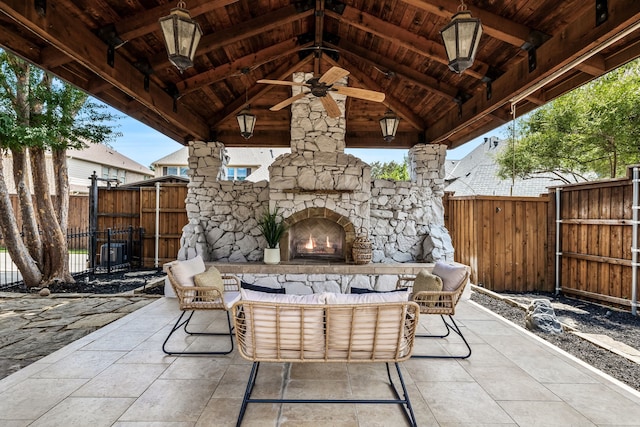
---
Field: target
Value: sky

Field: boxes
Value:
[107,107,506,169]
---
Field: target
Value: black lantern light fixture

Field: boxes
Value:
[159,1,202,72]
[379,110,400,142]
[440,0,483,74]
[236,87,256,139]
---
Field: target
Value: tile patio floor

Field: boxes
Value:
[1,296,640,426]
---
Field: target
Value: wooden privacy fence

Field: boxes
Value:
[9,194,88,231]
[96,182,188,268]
[550,166,639,313]
[444,194,552,293]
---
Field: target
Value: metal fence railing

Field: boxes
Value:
[0,226,145,289]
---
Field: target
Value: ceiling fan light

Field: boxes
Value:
[379,111,400,142]
[236,108,256,139]
[440,10,483,74]
[159,2,202,72]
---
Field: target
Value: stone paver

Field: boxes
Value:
[0,293,158,379]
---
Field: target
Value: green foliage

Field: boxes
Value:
[370,158,409,180]
[0,49,122,152]
[497,59,640,181]
[257,208,287,249]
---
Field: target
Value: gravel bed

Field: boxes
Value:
[470,289,640,391]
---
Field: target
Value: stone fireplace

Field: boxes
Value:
[282,207,354,262]
[177,71,455,275]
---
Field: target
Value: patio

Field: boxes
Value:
[1,295,640,426]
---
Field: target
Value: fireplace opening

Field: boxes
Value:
[289,218,345,261]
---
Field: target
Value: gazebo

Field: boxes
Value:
[2,1,640,272]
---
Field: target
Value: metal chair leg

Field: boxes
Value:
[162,310,234,356]
[412,314,471,359]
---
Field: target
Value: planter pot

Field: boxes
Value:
[264,248,281,264]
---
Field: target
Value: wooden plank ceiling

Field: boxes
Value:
[1,0,640,150]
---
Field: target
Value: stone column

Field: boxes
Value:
[408,143,454,262]
[178,141,267,262]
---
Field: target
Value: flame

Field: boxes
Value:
[304,234,314,250]
[326,236,331,248]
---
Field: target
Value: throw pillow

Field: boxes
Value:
[193,266,224,301]
[412,268,443,307]
[170,255,206,287]
[240,281,286,294]
[432,261,468,292]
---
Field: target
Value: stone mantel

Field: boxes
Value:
[208,261,436,276]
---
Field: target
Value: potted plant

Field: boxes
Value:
[258,207,287,264]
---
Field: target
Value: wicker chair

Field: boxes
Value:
[232,299,420,427]
[162,261,241,356]
[397,268,471,359]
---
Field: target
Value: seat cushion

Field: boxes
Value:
[432,261,468,292]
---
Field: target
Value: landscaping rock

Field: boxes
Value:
[525,299,563,333]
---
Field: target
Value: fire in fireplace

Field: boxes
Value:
[289,218,345,261]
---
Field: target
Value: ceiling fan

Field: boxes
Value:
[257,66,385,118]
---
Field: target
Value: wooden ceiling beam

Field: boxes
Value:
[0,0,210,141]
[325,39,458,100]
[150,5,314,69]
[326,6,488,80]
[425,0,640,148]
[401,0,538,48]
[575,54,606,76]
[210,55,314,129]
[326,56,426,131]
[314,0,325,75]
[177,38,311,96]
[115,0,238,42]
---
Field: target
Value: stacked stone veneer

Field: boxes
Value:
[177,71,454,269]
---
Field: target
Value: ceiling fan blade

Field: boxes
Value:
[318,66,350,85]
[320,95,342,118]
[333,86,386,102]
[270,92,307,111]
[257,79,307,87]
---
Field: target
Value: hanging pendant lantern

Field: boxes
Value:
[379,110,400,142]
[159,1,202,72]
[236,107,256,139]
[440,0,483,74]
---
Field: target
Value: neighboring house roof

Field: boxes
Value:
[445,137,568,197]
[68,143,153,175]
[151,146,290,182]
[119,175,189,188]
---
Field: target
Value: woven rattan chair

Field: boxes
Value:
[397,268,471,359]
[232,300,420,427]
[162,262,241,356]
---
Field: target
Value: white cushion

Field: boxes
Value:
[241,288,326,304]
[324,290,409,304]
[170,256,206,287]
[432,261,468,292]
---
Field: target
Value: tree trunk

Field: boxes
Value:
[11,148,43,267]
[0,158,42,286]
[29,147,73,284]
[52,148,72,281]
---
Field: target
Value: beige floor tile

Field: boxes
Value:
[0,378,87,420]
[196,397,243,426]
[119,379,216,422]
[81,331,151,351]
[546,383,640,424]
[284,378,352,399]
[465,366,561,401]
[417,381,514,424]
[289,361,348,379]
[31,350,126,379]
[498,400,596,426]
[116,348,175,364]
[159,355,229,381]
[280,402,358,423]
[113,423,194,427]
[29,396,134,427]
[71,363,167,397]
[405,358,474,382]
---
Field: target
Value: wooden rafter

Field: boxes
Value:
[325,5,488,80]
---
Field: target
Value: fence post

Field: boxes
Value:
[127,225,133,270]
[555,188,562,296]
[89,172,98,271]
[632,167,639,316]
[106,227,112,274]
